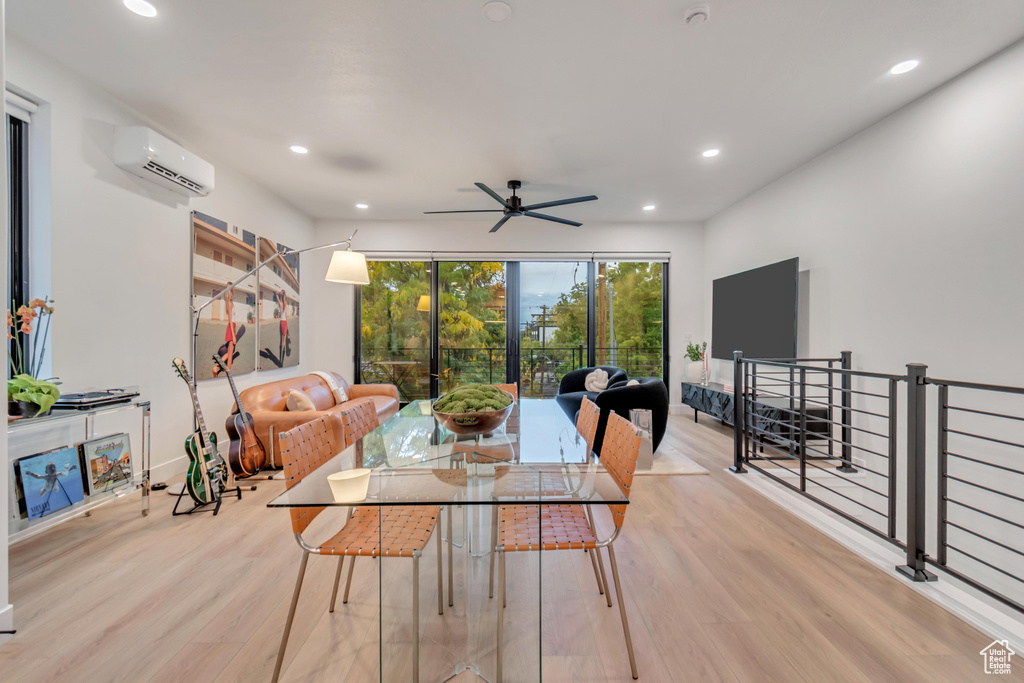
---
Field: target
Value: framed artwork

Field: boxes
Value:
[79,433,133,495]
[191,211,258,380]
[257,236,300,371]
[15,446,85,520]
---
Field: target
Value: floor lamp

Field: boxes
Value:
[169,231,369,494]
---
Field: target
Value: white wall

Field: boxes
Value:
[703,38,1024,605]
[704,37,1024,386]
[5,38,316,480]
[0,0,13,647]
[309,220,705,404]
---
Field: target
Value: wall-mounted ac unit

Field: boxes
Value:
[114,126,215,197]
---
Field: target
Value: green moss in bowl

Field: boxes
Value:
[434,384,513,421]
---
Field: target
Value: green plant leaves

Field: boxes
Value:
[7,374,61,415]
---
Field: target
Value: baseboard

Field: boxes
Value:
[732,467,1024,651]
[149,454,188,484]
[0,603,13,647]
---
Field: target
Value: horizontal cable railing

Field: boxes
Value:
[737,352,901,543]
[730,352,1024,614]
[929,377,1024,612]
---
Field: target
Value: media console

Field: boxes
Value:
[681,381,830,444]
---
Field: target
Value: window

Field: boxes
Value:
[595,262,664,379]
[8,113,29,311]
[357,257,669,402]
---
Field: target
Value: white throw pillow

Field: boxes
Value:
[286,389,316,412]
[626,379,640,387]
[584,369,610,393]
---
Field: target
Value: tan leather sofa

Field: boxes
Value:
[236,372,399,467]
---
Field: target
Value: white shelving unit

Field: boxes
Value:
[7,400,151,544]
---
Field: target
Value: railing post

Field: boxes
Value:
[896,363,937,582]
[837,350,857,472]
[887,378,898,539]
[937,384,949,566]
[730,351,746,473]
[799,367,807,492]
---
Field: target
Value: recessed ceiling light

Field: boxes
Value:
[355,203,369,209]
[702,148,720,158]
[123,0,157,17]
[483,1,512,23]
[289,145,308,154]
[643,205,656,211]
[889,59,920,75]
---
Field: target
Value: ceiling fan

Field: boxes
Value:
[424,180,598,233]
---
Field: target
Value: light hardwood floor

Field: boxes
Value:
[1,412,1016,682]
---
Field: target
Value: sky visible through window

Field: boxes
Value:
[519,261,586,332]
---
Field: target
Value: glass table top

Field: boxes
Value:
[268,398,629,508]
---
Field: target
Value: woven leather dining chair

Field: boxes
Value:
[493,382,518,401]
[487,395,610,602]
[493,409,642,681]
[272,406,444,683]
[330,400,454,614]
[576,395,601,454]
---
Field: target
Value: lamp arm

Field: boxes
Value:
[192,231,358,317]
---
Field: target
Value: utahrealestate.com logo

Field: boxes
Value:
[980,640,1015,675]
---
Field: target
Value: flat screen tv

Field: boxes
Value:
[712,257,799,361]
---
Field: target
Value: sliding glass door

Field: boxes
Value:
[518,261,589,398]
[595,261,664,379]
[438,261,507,391]
[357,258,666,401]
[357,261,431,401]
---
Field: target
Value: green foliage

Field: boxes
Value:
[433,383,513,414]
[8,374,61,415]
[686,341,708,362]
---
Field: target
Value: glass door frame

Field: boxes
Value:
[355,258,670,400]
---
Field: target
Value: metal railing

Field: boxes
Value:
[359,345,664,400]
[730,351,1024,613]
[928,376,1024,612]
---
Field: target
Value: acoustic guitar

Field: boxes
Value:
[213,354,266,477]
[172,358,228,505]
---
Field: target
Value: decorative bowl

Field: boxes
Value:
[432,389,515,436]
[327,468,372,502]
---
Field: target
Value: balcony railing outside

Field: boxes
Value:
[359,345,664,400]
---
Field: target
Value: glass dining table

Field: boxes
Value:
[268,398,629,682]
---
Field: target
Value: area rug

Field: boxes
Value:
[633,445,709,476]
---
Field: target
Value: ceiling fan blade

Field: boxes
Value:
[475,182,513,209]
[423,210,505,214]
[521,195,598,211]
[523,211,582,227]
[489,214,513,233]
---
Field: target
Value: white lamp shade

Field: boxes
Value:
[325,250,370,285]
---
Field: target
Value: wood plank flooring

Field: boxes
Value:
[2,412,1016,682]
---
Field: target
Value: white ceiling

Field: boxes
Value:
[8,1,1024,224]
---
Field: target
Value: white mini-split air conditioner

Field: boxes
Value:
[114,126,215,197]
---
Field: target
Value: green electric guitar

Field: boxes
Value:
[172,358,228,506]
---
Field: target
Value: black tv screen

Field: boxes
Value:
[712,258,799,361]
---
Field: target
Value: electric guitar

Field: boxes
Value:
[172,358,228,505]
[213,354,267,477]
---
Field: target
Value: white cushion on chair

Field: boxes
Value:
[585,369,610,393]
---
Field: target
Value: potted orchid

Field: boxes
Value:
[7,297,60,417]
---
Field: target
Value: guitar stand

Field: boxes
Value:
[172,483,243,517]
